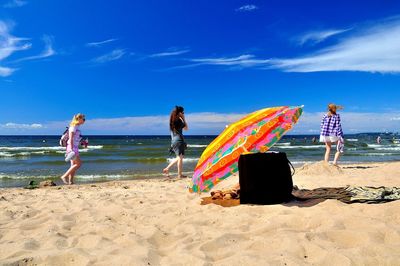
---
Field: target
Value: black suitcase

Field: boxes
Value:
[239,152,294,204]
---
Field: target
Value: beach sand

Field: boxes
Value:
[1,161,399,265]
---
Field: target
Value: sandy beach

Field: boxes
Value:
[1,161,399,265]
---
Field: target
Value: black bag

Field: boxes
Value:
[239,152,295,205]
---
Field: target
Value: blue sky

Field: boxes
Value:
[0,0,400,135]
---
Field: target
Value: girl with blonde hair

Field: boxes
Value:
[320,104,344,165]
[60,113,86,184]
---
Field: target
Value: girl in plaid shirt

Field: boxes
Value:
[320,104,344,165]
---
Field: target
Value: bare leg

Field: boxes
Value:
[60,161,80,185]
[333,151,341,165]
[163,156,179,177]
[61,175,68,185]
[69,157,81,185]
[68,160,74,183]
[324,142,332,163]
[177,155,186,178]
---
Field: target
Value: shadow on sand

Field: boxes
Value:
[201,186,400,208]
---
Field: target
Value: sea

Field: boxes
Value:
[0,133,399,188]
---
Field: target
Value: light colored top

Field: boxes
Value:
[68,126,82,149]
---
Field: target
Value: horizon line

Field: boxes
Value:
[0,132,396,137]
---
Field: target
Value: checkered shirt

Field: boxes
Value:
[320,113,344,137]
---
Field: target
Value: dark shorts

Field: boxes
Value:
[170,142,186,156]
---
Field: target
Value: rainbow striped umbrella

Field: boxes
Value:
[190,106,303,193]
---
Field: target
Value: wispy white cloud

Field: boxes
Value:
[270,18,400,73]
[0,21,31,76]
[0,66,16,76]
[183,16,400,73]
[179,54,269,69]
[150,49,190,58]
[3,0,27,8]
[0,122,43,129]
[236,4,258,12]
[91,49,126,64]
[0,21,55,76]
[296,28,351,46]
[12,35,56,63]
[86,38,118,47]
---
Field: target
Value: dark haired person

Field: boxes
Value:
[163,106,188,178]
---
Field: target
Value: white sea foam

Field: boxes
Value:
[18,151,46,156]
[363,153,396,156]
[0,172,189,180]
[188,144,208,148]
[0,151,46,157]
[367,144,383,148]
[0,145,103,152]
[0,174,32,179]
[276,145,325,149]
[167,157,199,163]
[75,174,129,180]
[0,152,14,157]
[290,161,316,165]
[87,145,103,149]
[0,146,64,151]
[77,172,174,179]
[0,174,129,180]
[374,147,400,151]
[275,160,366,165]
[276,142,291,146]
[347,139,358,142]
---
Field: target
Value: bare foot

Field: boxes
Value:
[60,176,68,185]
[162,168,170,177]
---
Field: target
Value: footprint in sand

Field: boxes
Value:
[55,238,69,249]
[23,239,41,250]
[19,216,50,231]
[200,233,250,261]
[61,214,76,222]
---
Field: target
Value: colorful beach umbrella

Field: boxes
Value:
[190,106,303,193]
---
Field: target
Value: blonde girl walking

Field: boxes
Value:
[60,113,86,184]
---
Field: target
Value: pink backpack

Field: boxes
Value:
[59,127,69,147]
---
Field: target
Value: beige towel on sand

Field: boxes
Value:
[202,186,400,207]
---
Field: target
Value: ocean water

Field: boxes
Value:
[0,134,399,188]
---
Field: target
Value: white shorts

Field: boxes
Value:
[320,135,339,143]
